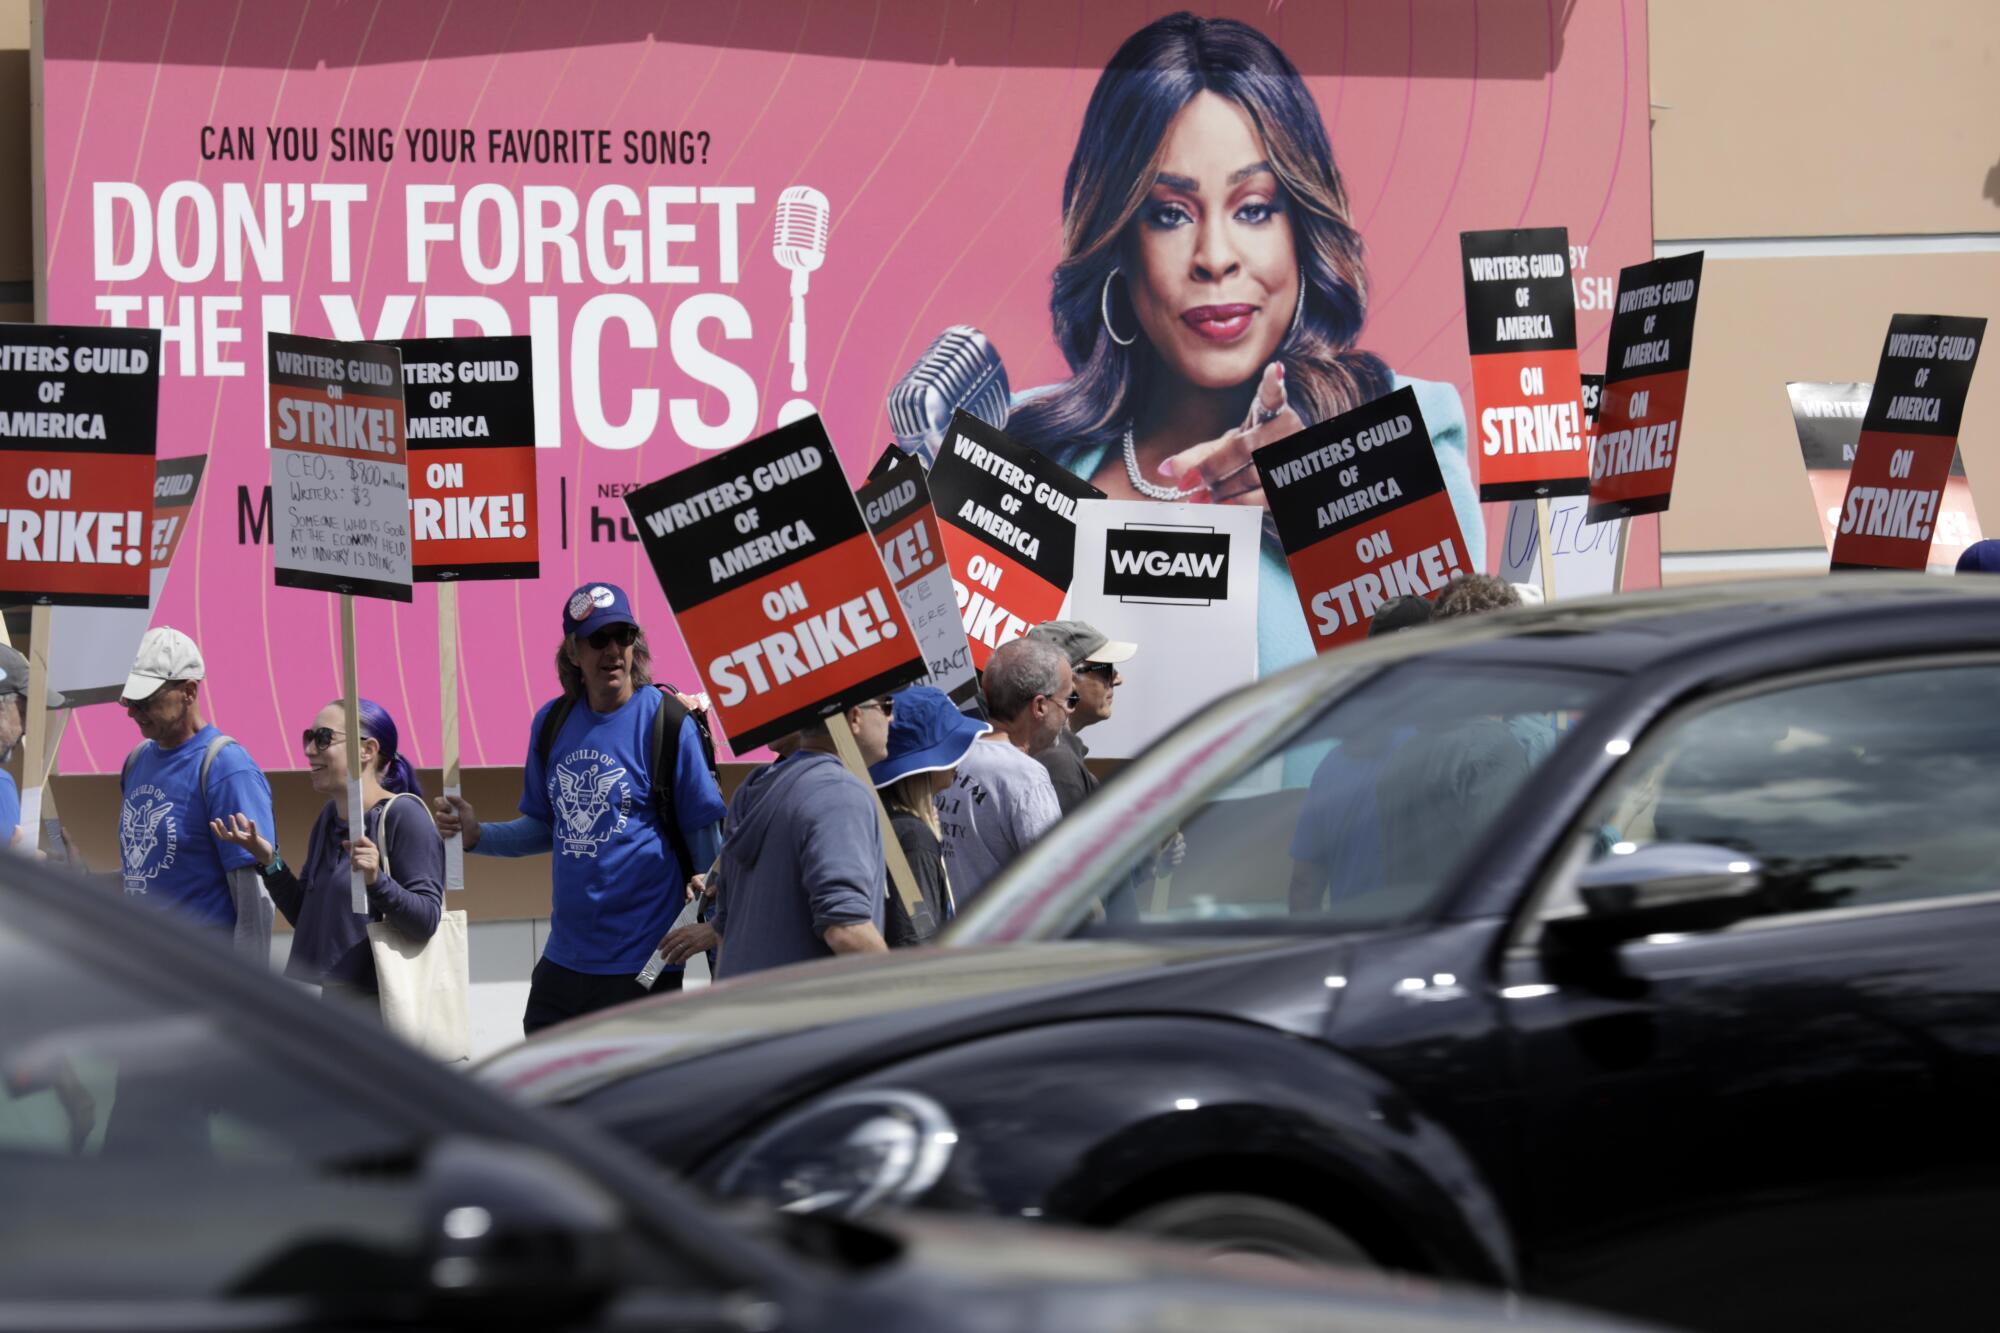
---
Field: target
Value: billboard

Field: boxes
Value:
[38,0,1653,769]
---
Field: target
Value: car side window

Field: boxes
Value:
[1556,662,2000,921]
[1063,664,1609,934]
[0,909,426,1300]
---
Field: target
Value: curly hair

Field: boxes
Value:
[1431,574,1522,621]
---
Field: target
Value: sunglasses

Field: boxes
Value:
[581,624,640,650]
[857,698,894,718]
[301,726,342,754]
[1076,662,1118,679]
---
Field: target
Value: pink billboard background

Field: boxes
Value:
[41,0,1654,773]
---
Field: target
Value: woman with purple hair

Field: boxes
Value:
[211,697,443,1010]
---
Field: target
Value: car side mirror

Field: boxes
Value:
[1549,842,1764,948]
[417,1136,624,1327]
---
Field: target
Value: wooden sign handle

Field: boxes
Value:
[1612,515,1634,594]
[16,605,52,852]
[438,582,464,891]
[827,712,938,939]
[340,594,367,915]
[1534,497,1558,602]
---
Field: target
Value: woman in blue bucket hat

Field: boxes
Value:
[867,686,990,947]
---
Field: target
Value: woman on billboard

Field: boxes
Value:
[1009,11,1483,673]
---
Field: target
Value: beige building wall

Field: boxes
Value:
[1648,0,2000,584]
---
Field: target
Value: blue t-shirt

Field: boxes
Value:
[520,688,728,975]
[120,724,274,928]
[0,768,19,845]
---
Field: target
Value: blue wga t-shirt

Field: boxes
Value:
[521,688,727,975]
[120,724,274,928]
[0,769,19,846]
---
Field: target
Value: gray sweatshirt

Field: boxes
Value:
[712,750,884,980]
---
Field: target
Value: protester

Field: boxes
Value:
[1432,573,1522,619]
[1023,620,1136,814]
[1290,577,1525,914]
[0,645,64,849]
[211,699,442,1012]
[117,627,275,963]
[868,686,990,947]
[1956,539,2000,574]
[432,583,726,1034]
[1367,595,1433,637]
[936,638,1069,904]
[661,699,891,980]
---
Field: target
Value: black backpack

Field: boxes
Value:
[534,684,719,880]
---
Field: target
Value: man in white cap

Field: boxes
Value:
[0,644,64,850]
[1023,619,1138,814]
[118,626,275,963]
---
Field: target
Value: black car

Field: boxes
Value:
[0,831,1647,1332]
[483,576,2000,1333]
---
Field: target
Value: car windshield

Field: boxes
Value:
[949,655,1613,943]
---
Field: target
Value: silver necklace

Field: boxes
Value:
[1122,426,1187,502]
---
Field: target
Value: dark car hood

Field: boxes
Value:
[479,936,1354,1107]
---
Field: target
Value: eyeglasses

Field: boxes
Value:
[858,698,894,718]
[301,726,342,754]
[1076,662,1118,680]
[1040,692,1076,713]
[582,624,640,650]
[121,684,185,714]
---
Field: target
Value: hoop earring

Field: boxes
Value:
[1100,267,1138,348]
[1285,272,1306,346]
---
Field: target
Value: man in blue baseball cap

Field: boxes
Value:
[434,582,726,1034]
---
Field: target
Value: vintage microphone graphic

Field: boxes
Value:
[772,186,830,394]
[886,325,1012,468]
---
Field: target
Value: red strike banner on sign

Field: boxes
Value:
[1461,228,1588,501]
[0,325,162,608]
[1830,314,1987,571]
[394,335,540,582]
[624,415,926,754]
[1255,385,1469,650]
[1586,251,1703,524]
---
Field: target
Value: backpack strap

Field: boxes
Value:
[120,743,147,794]
[649,688,699,883]
[198,733,233,808]
[534,694,580,769]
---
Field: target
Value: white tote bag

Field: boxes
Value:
[365,794,471,1063]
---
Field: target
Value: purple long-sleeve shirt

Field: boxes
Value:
[266,796,444,992]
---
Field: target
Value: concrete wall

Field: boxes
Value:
[1647,0,2000,584]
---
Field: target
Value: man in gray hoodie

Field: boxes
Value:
[676,704,891,980]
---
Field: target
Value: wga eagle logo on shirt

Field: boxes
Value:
[551,750,632,859]
[119,786,179,894]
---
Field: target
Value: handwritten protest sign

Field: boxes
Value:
[1255,385,1469,650]
[0,325,162,608]
[268,332,412,602]
[1829,315,1987,571]
[925,411,1104,668]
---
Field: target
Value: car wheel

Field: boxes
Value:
[1119,1193,1378,1269]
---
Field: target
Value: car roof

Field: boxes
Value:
[1298,574,2000,680]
